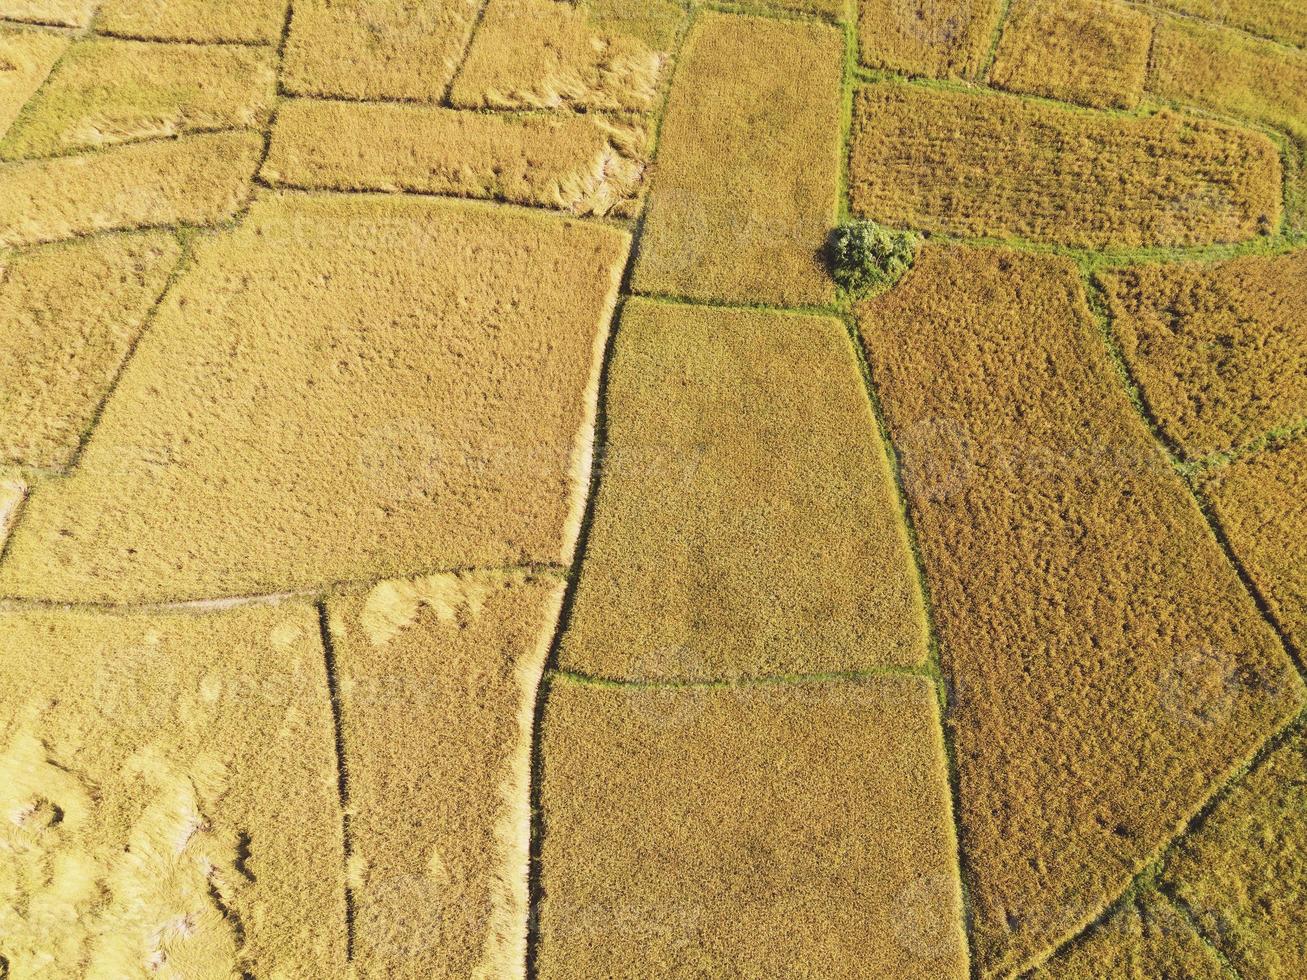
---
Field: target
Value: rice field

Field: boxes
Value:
[1,0,1304,977]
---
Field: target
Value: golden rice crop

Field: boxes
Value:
[1146,0,1307,48]
[0,0,94,28]
[94,0,288,43]
[0,28,66,136]
[857,0,1003,78]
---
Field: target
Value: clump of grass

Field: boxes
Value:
[827,219,919,296]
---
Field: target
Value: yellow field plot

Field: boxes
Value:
[1100,251,1307,460]
[0,29,67,138]
[95,0,289,43]
[1162,725,1307,978]
[857,0,1004,78]
[282,0,479,103]
[0,603,347,976]
[0,38,276,160]
[849,83,1283,248]
[326,570,563,979]
[1150,14,1307,143]
[855,245,1305,976]
[0,192,628,603]
[537,675,967,978]
[449,0,685,113]
[1200,439,1307,652]
[558,300,925,681]
[0,231,180,470]
[761,0,846,15]
[988,0,1152,109]
[1030,890,1224,978]
[0,130,262,247]
[631,13,842,306]
[1145,0,1307,48]
[263,99,649,218]
[0,0,93,28]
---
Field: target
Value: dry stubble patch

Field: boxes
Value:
[1100,251,1307,460]
[1144,0,1307,48]
[263,99,649,218]
[849,83,1282,248]
[448,0,684,113]
[0,603,347,977]
[0,129,263,247]
[631,12,842,307]
[0,0,93,28]
[1161,724,1307,978]
[1199,438,1307,653]
[0,28,67,137]
[326,571,563,980]
[988,0,1152,109]
[0,37,276,160]
[1029,889,1224,979]
[857,0,1004,79]
[537,675,968,979]
[0,191,628,603]
[94,0,288,43]
[282,0,479,103]
[0,231,180,470]
[558,300,926,681]
[855,245,1305,976]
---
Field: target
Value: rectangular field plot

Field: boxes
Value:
[94,0,289,44]
[849,83,1283,248]
[857,0,1003,78]
[263,99,649,218]
[855,245,1304,976]
[1145,0,1307,48]
[632,12,843,306]
[0,28,67,137]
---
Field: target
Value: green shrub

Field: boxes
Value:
[827,219,919,296]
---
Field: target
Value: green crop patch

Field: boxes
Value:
[0,0,93,27]
[282,0,479,103]
[0,129,262,247]
[855,244,1305,976]
[263,99,649,218]
[1162,724,1307,978]
[95,0,289,44]
[448,0,684,113]
[988,0,1152,109]
[558,300,926,682]
[857,0,1003,78]
[0,37,276,160]
[1100,251,1307,461]
[537,675,968,978]
[0,603,347,976]
[1029,889,1224,978]
[0,192,628,603]
[1145,0,1307,48]
[0,28,66,138]
[632,12,842,307]
[0,231,180,470]
[1199,439,1307,654]
[849,83,1283,249]
[326,570,563,979]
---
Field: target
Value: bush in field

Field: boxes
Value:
[827,219,919,296]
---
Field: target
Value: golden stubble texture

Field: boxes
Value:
[1161,724,1307,978]
[95,0,289,43]
[1199,439,1307,653]
[0,0,93,28]
[326,570,563,979]
[857,0,1004,78]
[0,37,276,160]
[0,129,263,247]
[559,299,927,681]
[849,83,1283,248]
[263,99,649,218]
[855,245,1305,976]
[282,0,480,103]
[0,28,67,137]
[0,192,628,602]
[448,0,685,113]
[1100,250,1307,460]
[0,603,348,977]
[537,675,968,978]
[631,12,842,306]
[0,230,181,469]
[988,0,1152,109]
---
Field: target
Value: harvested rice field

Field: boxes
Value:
[1,1,1305,977]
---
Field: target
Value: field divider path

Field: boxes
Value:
[316,599,357,963]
